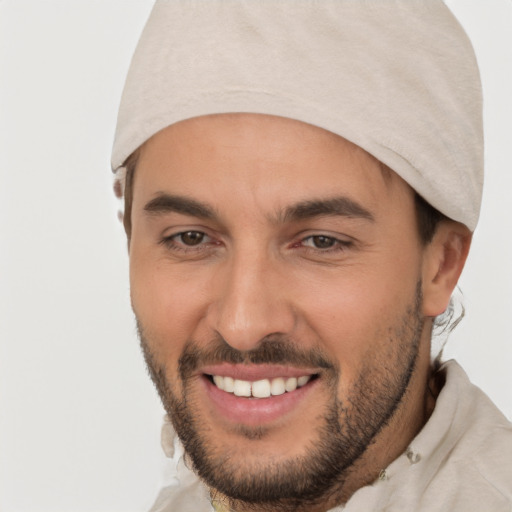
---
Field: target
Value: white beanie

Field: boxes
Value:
[112,0,484,231]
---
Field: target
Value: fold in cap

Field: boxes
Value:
[112,0,484,231]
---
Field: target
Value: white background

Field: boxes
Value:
[1,1,511,511]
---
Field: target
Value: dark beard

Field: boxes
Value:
[137,283,424,511]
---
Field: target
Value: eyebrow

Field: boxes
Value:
[280,197,375,223]
[143,193,374,224]
[144,194,216,219]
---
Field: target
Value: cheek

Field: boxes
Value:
[129,253,209,363]
[289,260,421,381]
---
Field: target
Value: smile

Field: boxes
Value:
[209,374,313,398]
[199,365,321,426]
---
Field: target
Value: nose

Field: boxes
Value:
[206,251,296,352]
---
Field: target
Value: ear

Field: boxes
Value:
[421,221,472,317]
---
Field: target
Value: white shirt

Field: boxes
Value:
[149,360,512,512]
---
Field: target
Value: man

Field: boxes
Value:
[111,1,512,511]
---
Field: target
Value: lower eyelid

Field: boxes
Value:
[298,239,354,256]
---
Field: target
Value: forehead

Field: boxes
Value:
[133,113,412,220]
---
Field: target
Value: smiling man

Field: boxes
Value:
[111,2,512,511]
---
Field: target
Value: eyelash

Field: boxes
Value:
[297,235,353,253]
[159,231,217,253]
[160,230,353,256]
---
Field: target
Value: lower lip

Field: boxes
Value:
[201,375,319,426]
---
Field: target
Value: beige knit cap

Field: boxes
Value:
[112,0,484,231]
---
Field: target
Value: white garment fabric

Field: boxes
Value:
[149,360,512,512]
[112,0,484,230]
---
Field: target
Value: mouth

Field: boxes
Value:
[206,373,316,398]
[199,364,321,426]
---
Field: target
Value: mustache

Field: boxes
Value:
[178,333,337,381]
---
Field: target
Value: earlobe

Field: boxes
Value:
[422,222,472,317]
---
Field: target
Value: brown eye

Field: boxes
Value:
[310,235,336,249]
[180,231,205,246]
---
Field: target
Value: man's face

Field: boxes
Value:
[129,114,433,510]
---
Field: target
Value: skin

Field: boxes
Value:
[128,113,471,511]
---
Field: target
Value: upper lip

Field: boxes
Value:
[200,363,318,381]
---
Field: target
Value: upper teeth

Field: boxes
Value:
[212,375,312,398]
